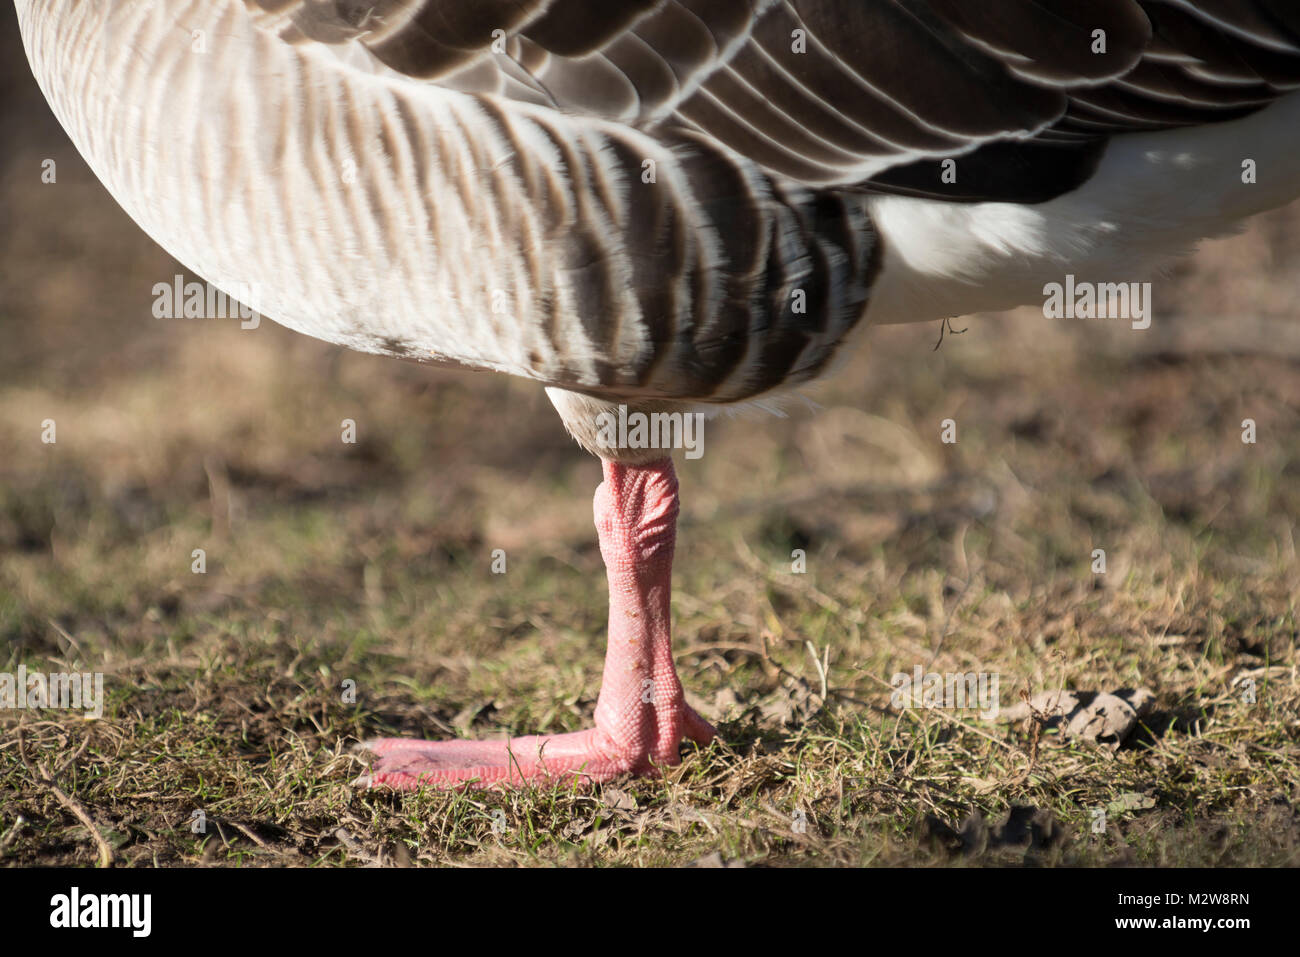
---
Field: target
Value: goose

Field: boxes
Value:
[16,0,1300,789]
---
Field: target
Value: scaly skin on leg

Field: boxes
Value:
[357,457,716,789]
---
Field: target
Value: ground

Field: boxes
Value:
[2,11,1298,866]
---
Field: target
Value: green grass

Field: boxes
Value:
[2,308,1298,866]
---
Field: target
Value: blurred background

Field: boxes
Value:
[2,5,1298,866]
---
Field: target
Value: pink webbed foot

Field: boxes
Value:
[356,458,717,790]
[355,705,716,789]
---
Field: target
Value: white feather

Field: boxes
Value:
[864,91,1300,327]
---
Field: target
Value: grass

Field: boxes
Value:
[2,27,1299,865]
[3,298,1299,865]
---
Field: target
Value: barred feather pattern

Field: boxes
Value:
[16,0,878,408]
[243,0,1300,195]
[17,0,1300,425]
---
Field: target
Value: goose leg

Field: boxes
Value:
[357,457,715,788]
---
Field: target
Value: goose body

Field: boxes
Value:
[17,0,1300,786]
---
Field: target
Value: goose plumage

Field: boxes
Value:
[16,0,1300,786]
